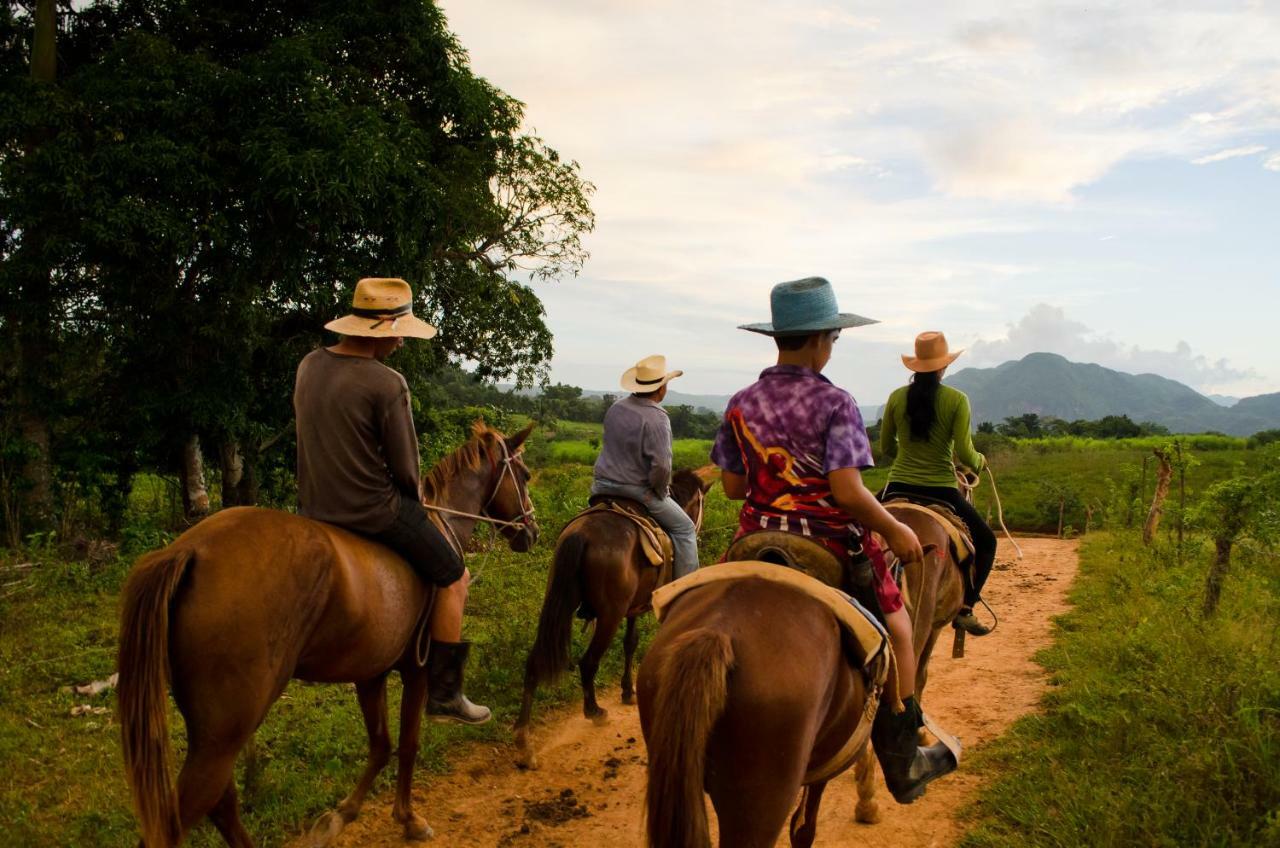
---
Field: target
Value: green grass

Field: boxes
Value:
[960,532,1280,847]
[0,460,747,847]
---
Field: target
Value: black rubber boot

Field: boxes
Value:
[425,641,492,725]
[871,695,958,804]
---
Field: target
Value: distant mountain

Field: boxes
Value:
[1207,394,1240,407]
[946,353,1279,436]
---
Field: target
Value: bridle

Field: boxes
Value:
[421,436,537,538]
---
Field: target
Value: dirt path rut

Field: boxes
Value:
[299,537,1077,848]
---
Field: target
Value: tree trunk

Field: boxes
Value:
[1202,538,1232,617]
[219,441,244,508]
[12,0,59,536]
[179,435,210,522]
[1142,449,1173,546]
[31,0,57,83]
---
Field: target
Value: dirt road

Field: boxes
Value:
[300,537,1076,848]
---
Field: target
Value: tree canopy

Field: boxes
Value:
[0,0,594,536]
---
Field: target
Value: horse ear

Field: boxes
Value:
[470,418,488,438]
[693,463,718,491]
[506,422,535,451]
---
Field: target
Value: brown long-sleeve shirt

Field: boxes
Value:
[293,348,421,533]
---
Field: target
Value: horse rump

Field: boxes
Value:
[643,628,735,848]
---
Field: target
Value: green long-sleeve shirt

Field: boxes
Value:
[879,383,984,489]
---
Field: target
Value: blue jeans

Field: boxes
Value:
[591,479,699,579]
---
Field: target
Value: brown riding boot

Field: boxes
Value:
[426,641,492,725]
[871,695,958,804]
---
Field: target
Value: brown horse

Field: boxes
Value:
[637,575,876,848]
[117,422,538,847]
[513,468,711,769]
[851,502,965,824]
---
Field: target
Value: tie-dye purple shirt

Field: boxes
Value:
[711,365,874,538]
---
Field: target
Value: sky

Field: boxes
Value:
[440,0,1280,404]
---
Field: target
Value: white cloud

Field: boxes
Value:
[1265,152,1280,171]
[1192,145,1268,164]
[966,304,1257,391]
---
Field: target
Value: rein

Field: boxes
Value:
[420,437,537,533]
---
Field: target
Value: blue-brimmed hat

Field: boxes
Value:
[738,277,878,337]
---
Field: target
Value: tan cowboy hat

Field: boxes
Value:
[902,331,962,372]
[620,355,683,393]
[324,278,437,340]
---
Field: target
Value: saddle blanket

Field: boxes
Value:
[651,561,895,784]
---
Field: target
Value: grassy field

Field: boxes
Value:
[960,531,1280,847]
[0,421,1271,845]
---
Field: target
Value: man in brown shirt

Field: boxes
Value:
[294,277,489,724]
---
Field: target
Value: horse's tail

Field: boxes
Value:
[524,532,587,686]
[645,628,735,848]
[117,547,193,848]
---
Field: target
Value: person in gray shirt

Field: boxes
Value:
[592,355,699,578]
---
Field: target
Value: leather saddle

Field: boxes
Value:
[879,497,976,568]
[724,530,846,590]
[566,496,674,578]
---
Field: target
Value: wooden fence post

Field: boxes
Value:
[1143,448,1173,546]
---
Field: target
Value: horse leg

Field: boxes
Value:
[175,742,246,845]
[207,781,254,848]
[711,774,803,848]
[580,609,622,723]
[853,744,881,824]
[392,666,434,841]
[788,780,828,848]
[620,615,639,705]
[513,678,540,770]
[337,675,392,822]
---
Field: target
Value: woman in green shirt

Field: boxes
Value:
[879,332,996,636]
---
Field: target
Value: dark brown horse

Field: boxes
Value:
[637,575,877,848]
[851,502,965,823]
[117,423,538,847]
[513,468,711,769]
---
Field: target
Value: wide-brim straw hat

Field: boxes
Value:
[324,277,437,340]
[739,276,878,336]
[902,331,962,372]
[621,354,683,393]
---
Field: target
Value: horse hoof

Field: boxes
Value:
[514,745,540,771]
[587,708,609,726]
[855,802,882,825]
[305,811,346,847]
[400,813,434,841]
[621,692,635,705]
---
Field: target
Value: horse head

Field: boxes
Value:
[475,421,540,552]
[671,467,714,534]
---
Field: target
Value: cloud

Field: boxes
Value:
[1266,152,1280,171]
[1192,145,1268,164]
[966,304,1257,390]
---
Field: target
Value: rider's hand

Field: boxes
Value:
[884,520,924,565]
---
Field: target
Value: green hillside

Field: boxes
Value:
[948,353,1273,435]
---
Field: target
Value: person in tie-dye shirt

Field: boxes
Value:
[712,276,958,805]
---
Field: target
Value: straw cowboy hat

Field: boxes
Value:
[620,355,683,393]
[324,278,437,340]
[739,277,878,336]
[902,331,962,372]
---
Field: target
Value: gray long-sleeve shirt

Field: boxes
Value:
[593,395,673,495]
[294,348,421,533]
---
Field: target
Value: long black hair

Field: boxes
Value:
[906,369,942,441]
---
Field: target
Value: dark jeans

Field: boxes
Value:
[371,495,465,587]
[882,481,995,607]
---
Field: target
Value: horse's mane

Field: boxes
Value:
[670,468,706,506]
[420,421,502,504]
